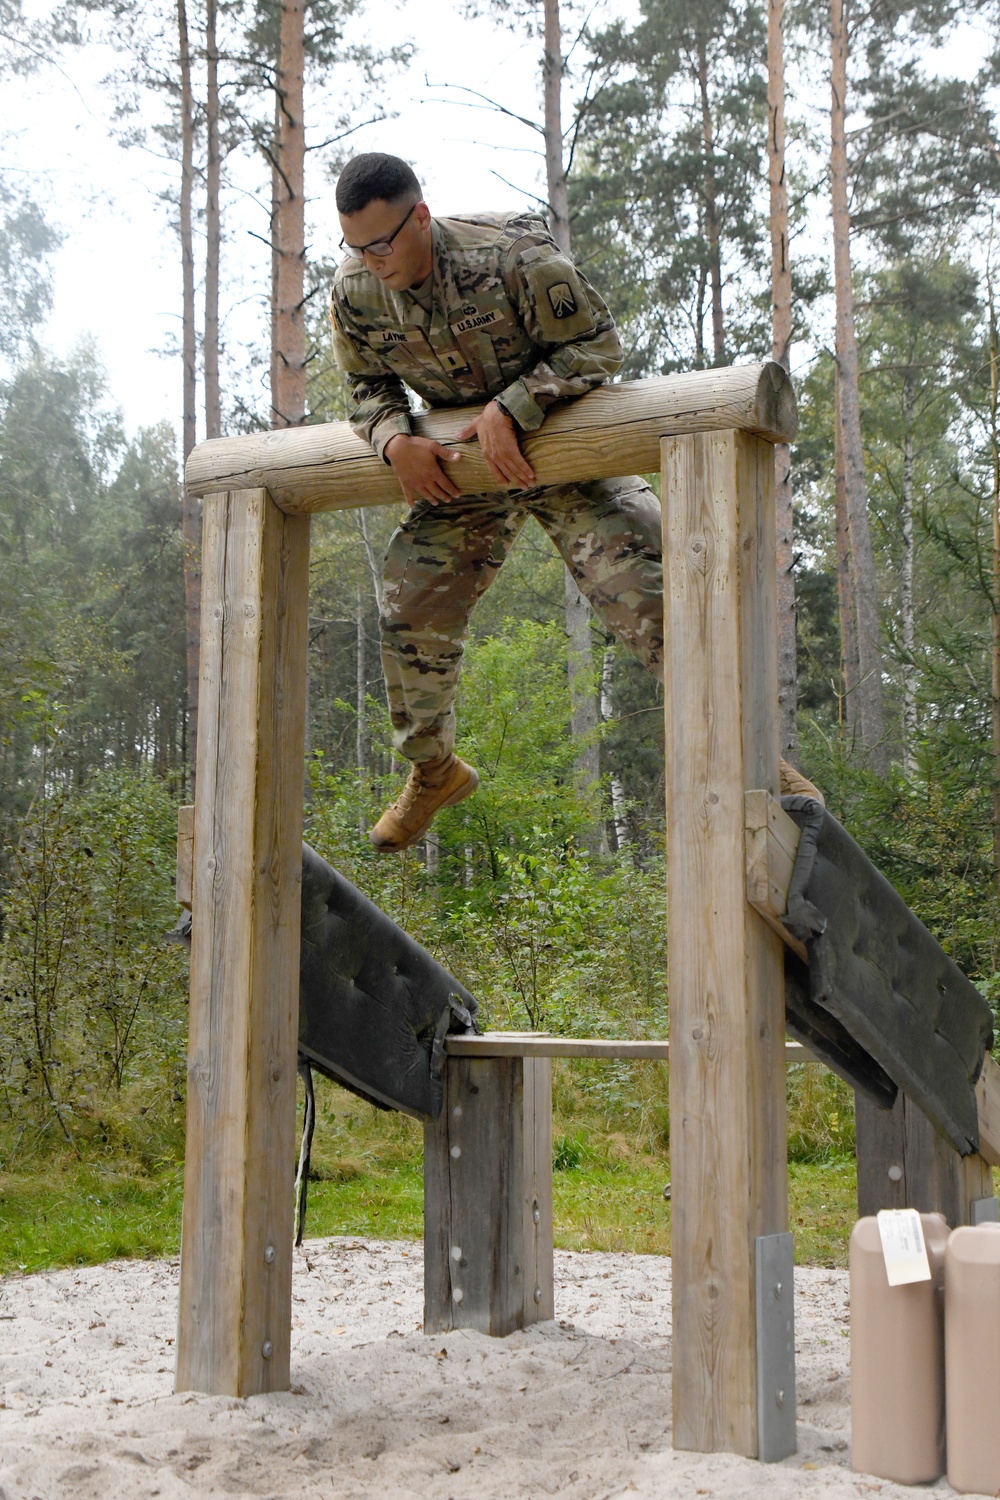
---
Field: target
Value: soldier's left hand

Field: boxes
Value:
[455,402,536,489]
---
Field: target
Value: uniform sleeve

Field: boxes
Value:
[330,282,413,462]
[496,242,623,432]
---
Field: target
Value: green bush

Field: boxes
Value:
[0,767,187,1164]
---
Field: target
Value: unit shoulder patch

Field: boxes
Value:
[546,282,578,319]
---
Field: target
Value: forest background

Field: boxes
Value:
[3,0,1000,1273]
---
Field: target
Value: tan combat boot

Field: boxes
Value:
[369,754,480,853]
[779,757,824,806]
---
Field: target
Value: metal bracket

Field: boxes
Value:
[971,1195,1000,1225]
[755,1232,797,1462]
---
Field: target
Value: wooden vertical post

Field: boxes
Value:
[663,430,789,1456]
[176,487,310,1397]
[855,1092,994,1226]
[424,1055,554,1335]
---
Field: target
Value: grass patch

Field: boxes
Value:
[0,1161,184,1275]
[0,1067,870,1276]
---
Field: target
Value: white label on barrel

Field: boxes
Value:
[877,1208,932,1286]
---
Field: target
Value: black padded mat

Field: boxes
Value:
[298,844,478,1121]
[781,796,992,1155]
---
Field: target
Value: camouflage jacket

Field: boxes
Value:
[330,212,622,461]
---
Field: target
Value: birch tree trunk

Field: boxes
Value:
[543,0,601,824]
[696,35,725,367]
[178,0,200,793]
[830,0,886,769]
[768,0,796,759]
[272,0,306,428]
[600,643,629,851]
[204,0,221,440]
[901,383,917,777]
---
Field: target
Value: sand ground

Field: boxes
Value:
[0,1238,976,1499]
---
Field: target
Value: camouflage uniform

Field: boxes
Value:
[331,212,663,763]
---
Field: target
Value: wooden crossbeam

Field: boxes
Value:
[445,1034,808,1061]
[184,363,797,514]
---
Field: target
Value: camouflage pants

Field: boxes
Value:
[380,476,663,763]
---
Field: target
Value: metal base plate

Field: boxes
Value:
[755,1232,796,1462]
[971,1195,1000,1225]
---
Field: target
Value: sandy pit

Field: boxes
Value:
[0,1238,978,1499]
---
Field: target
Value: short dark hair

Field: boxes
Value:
[336,153,422,215]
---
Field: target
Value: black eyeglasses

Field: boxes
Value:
[339,203,417,258]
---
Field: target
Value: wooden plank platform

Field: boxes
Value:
[445,1033,808,1061]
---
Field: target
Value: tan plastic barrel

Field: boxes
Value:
[945,1223,1000,1494]
[850,1213,949,1484]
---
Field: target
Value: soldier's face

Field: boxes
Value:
[338,198,433,291]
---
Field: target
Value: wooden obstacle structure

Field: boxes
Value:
[176,362,1000,1461]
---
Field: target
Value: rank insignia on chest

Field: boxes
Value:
[546,282,578,318]
[439,350,470,372]
[452,308,504,335]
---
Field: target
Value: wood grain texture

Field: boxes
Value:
[185,363,797,513]
[855,1089,992,1226]
[445,1034,808,1061]
[663,430,788,1458]
[176,804,194,909]
[522,1057,554,1324]
[175,488,310,1398]
[423,1057,528,1337]
[744,790,799,917]
[744,790,807,961]
[447,1035,669,1059]
[976,1054,1000,1167]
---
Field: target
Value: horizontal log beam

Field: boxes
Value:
[185,362,797,514]
[445,1034,809,1061]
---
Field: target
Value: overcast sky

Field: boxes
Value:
[6,1,988,452]
[10,3,619,445]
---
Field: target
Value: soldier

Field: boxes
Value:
[331,152,819,852]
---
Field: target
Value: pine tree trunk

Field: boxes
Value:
[543,0,601,824]
[178,0,200,793]
[272,0,306,428]
[356,584,368,776]
[830,0,886,769]
[834,363,859,737]
[178,0,196,460]
[901,384,917,777]
[693,256,707,367]
[357,584,368,836]
[696,35,725,367]
[768,0,796,760]
[204,0,221,440]
[989,301,1000,897]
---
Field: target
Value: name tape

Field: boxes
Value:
[369,329,425,346]
[876,1208,932,1286]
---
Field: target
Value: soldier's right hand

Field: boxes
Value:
[384,435,462,506]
